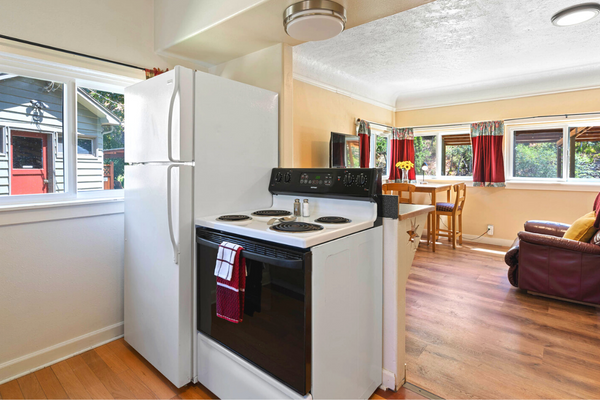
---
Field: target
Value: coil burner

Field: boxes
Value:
[314,216,351,224]
[217,215,252,222]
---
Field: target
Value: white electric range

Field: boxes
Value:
[195,168,384,399]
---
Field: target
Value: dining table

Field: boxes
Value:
[412,182,452,252]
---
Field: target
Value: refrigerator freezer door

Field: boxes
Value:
[125,66,194,163]
[124,163,193,388]
[194,71,278,217]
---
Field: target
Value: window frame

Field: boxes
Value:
[0,126,7,156]
[413,126,473,181]
[505,117,600,185]
[369,127,391,180]
[77,136,96,157]
[0,53,139,207]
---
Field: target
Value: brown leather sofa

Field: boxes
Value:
[506,220,600,305]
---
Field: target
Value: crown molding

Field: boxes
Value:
[293,73,396,112]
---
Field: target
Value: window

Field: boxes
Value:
[570,127,600,179]
[414,135,437,177]
[507,122,600,183]
[370,129,391,178]
[0,56,137,205]
[442,134,472,177]
[513,129,563,179]
[77,138,94,155]
[77,87,124,191]
[413,129,472,179]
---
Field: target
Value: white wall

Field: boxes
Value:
[153,0,264,53]
[0,0,155,383]
[0,212,124,383]
[0,0,205,77]
[209,43,294,167]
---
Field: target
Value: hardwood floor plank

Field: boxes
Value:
[34,368,67,400]
[117,370,157,400]
[95,345,129,375]
[107,339,176,399]
[406,243,600,399]
[0,380,24,400]
[80,350,135,399]
[17,374,46,400]
[51,360,91,400]
[67,355,114,399]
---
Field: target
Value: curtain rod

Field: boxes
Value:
[0,34,147,71]
[358,112,600,132]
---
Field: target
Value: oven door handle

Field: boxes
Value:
[196,237,304,270]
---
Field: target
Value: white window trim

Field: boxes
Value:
[369,127,391,180]
[0,51,140,220]
[504,118,600,191]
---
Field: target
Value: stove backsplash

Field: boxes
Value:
[269,168,382,202]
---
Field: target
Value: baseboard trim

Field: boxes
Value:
[422,229,514,248]
[0,322,124,385]
[380,368,396,391]
[462,236,514,247]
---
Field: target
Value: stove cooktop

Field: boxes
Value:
[196,195,378,248]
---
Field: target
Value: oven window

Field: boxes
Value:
[197,239,309,395]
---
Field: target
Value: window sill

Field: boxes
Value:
[505,181,600,192]
[0,197,124,227]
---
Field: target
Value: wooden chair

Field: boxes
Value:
[382,183,416,204]
[435,183,467,249]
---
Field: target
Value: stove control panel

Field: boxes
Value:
[269,168,382,200]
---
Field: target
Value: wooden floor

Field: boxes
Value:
[6,240,598,399]
[0,339,422,400]
[407,240,600,399]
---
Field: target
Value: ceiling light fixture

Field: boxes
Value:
[551,3,600,26]
[284,0,347,41]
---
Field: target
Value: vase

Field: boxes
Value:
[401,169,409,183]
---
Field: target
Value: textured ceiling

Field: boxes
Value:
[293,0,600,110]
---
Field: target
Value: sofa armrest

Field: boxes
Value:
[505,237,520,287]
[518,231,600,255]
[524,220,570,237]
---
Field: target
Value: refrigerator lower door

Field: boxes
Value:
[124,163,193,388]
[125,66,194,163]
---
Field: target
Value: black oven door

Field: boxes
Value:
[196,228,311,395]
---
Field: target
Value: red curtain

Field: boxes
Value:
[358,120,371,168]
[389,128,416,181]
[471,121,505,187]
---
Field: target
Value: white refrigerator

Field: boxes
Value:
[124,66,278,388]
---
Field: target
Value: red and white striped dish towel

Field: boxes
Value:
[214,242,246,323]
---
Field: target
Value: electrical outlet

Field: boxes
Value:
[487,224,494,236]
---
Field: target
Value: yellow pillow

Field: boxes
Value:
[564,211,599,242]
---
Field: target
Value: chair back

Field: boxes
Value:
[382,183,415,204]
[453,183,467,213]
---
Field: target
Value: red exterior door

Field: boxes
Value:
[10,131,49,195]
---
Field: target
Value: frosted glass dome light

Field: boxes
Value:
[552,3,600,26]
[284,0,346,41]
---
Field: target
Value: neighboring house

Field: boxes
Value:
[0,75,121,195]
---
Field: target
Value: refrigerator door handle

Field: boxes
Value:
[167,67,181,163]
[167,164,180,264]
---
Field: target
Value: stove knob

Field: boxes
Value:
[358,174,367,187]
[284,171,292,183]
[275,172,283,182]
[343,173,354,186]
